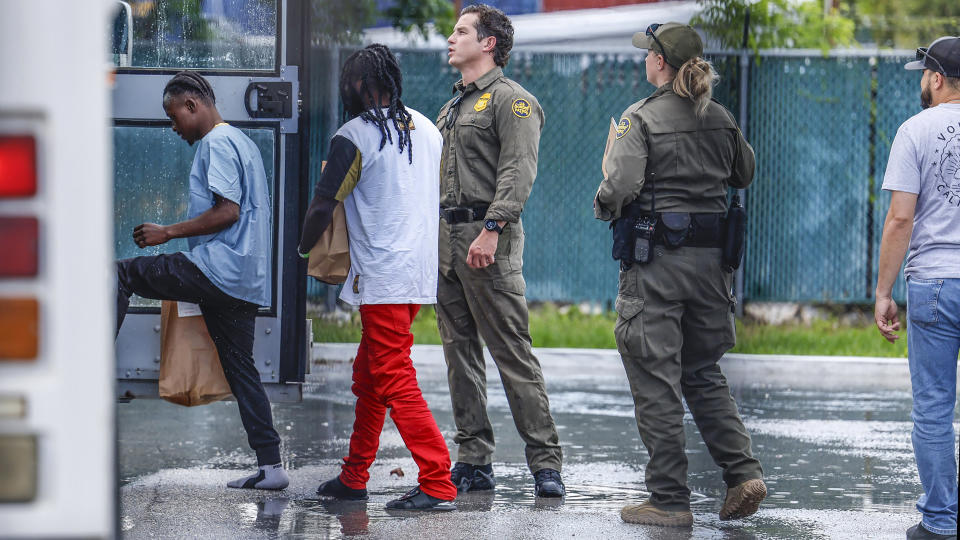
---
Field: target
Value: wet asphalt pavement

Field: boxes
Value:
[118,345,956,539]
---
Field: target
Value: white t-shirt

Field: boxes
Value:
[882,103,960,279]
[335,108,442,305]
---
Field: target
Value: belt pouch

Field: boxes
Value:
[722,196,746,272]
[692,213,721,245]
[660,212,690,248]
[611,217,636,264]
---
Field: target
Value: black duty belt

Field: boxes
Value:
[644,211,726,248]
[681,229,726,248]
[440,205,489,224]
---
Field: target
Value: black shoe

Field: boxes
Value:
[533,468,565,498]
[450,462,495,492]
[385,486,456,511]
[907,522,957,539]
[450,462,474,491]
[316,476,368,501]
[471,464,495,491]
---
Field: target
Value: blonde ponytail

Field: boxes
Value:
[672,57,718,117]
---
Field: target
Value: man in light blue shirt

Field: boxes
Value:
[116,71,287,490]
[184,115,272,307]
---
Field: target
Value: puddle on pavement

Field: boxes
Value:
[118,359,953,537]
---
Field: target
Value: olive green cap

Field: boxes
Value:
[632,22,703,69]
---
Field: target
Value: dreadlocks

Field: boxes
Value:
[163,71,216,106]
[340,44,414,164]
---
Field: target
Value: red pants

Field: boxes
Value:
[339,304,457,501]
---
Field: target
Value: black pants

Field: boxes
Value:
[117,253,282,466]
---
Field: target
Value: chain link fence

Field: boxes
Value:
[306,47,919,307]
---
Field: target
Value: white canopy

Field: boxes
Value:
[361,1,700,52]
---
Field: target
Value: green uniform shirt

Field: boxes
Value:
[595,84,755,221]
[436,67,544,223]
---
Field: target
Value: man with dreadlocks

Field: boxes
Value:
[299,44,457,511]
[115,71,288,490]
[436,4,565,499]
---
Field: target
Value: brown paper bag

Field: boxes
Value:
[307,161,351,284]
[158,301,232,406]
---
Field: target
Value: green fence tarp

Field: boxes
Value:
[305,49,920,306]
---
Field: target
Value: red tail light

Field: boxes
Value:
[0,136,37,198]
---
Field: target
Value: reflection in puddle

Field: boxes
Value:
[253,497,290,531]
[312,499,370,536]
[119,356,936,538]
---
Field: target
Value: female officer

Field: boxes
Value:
[594,22,766,528]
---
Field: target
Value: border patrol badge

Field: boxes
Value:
[474,93,492,112]
[512,98,532,118]
[616,118,631,139]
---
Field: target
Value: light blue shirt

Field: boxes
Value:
[183,124,272,306]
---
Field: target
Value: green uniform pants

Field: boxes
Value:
[436,219,562,474]
[615,246,762,511]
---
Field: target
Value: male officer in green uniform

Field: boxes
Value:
[594,23,765,527]
[435,3,564,498]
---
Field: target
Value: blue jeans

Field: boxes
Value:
[907,276,960,535]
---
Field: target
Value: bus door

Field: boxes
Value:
[111,0,309,402]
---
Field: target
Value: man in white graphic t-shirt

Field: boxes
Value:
[874,36,960,540]
[297,44,457,512]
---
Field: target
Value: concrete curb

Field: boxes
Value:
[312,343,914,390]
[312,342,907,365]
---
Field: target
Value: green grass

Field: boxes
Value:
[312,304,908,358]
[732,318,907,357]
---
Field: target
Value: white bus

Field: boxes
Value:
[0,1,311,536]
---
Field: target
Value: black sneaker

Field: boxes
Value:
[316,476,368,501]
[450,462,495,492]
[385,486,456,511]
[471,464,495,491]
[907,522,957,539]
[533,468,565,498]
[450,462,475,491]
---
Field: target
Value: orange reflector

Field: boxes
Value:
[0,217,39,277]
[0,136,37,198]
[0,298,38,360]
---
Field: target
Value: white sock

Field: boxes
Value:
[227,463,289,490]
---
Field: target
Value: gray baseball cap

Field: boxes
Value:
[632,22,703,69]
[905,36,960,77]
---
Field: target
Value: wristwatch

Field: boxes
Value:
[484,219,503,234]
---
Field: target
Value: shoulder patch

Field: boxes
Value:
[616,118,631,139]
[512,98,532,118]
[474,92,492,112]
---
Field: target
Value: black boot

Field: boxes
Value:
[470,464,495,491]
[450,462,474,492]
[533,468,565,498]
[450,462,495,492]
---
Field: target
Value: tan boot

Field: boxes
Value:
[620,501,693,527]
[719,478,767,521]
